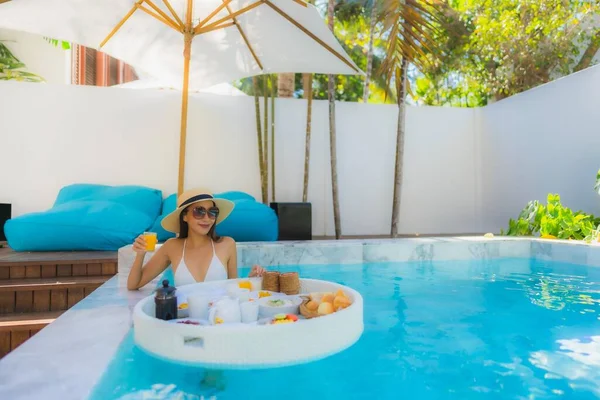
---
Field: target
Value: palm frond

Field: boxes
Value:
[378,0,446,99]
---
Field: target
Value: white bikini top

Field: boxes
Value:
[173,239,227,285]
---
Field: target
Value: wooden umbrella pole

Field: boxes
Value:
[177,31,192,196]
[178,2,193,197]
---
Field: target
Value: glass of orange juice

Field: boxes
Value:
[143,232,158,252]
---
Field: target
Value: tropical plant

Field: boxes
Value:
[44,37,71,50]
[363,0,378,103]
[0,41,44,82]
[413,0,600,106]
[502,194,599,240]
[378,0,445,237]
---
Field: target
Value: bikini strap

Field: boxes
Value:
[182,239,187,258]
[210,239,216,255]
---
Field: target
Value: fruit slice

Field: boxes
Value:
[238,280,252,290]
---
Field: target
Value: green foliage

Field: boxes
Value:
[503,194,599,240]
[595,168,600,195]
[44,37,71,50]
[0,41,44,82]
[414,0,600,106]
[234,0,392,103]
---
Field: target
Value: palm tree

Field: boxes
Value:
[378,0,444,237]
[277,73,295,97]
[327,0,342,239]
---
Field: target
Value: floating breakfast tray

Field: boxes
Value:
[132,278,364,369]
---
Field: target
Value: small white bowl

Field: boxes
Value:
[257,295,302,318]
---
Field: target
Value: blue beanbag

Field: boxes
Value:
[149,191,278,242]
[216,198,278,242]
[149,193,177,242]
[5,184,162,251]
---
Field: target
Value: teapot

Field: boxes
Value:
[208,297,241,325]
[155,279,178,321]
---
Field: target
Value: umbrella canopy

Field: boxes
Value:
[0,0,362,194]
[0,0,360,90]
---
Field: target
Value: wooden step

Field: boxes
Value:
[0,276,109,291]
[0,311,63,358]
[0,310,63,331]
[0,276,110,314]
[0,262,117,280]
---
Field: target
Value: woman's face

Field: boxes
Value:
[183,200,219,236]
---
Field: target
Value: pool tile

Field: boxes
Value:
[531,240,589,265]
[587,245,600,267]
[362,242,415,262]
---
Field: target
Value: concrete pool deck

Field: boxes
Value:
[0,236,598,399]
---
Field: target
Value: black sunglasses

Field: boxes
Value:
[189,206,220,220]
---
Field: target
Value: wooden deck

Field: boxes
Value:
[0,247,118,358]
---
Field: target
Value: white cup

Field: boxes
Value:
[187,293,212,320]
[240,301,259,323]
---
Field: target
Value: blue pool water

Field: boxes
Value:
[90,258,600,399]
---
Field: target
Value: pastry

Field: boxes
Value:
[317,302,334,315]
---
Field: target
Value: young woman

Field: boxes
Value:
[127,188,265,290]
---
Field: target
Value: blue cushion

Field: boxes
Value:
[149,191,278,242]
[149,193,177,242]
[216,198,278,242]
[5,184,162,251]
[217,191,256,202]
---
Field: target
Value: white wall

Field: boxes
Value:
[0,81,480,236]
[480,65,600,233]
[0,29,71,85]
[5,62,599,238]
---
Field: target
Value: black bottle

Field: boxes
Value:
[155,279,177,321]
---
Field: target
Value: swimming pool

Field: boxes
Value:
[0,237,599,399]
[89,256,600,399]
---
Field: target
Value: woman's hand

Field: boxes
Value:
[249,264,266,277]
[132,234,147,255]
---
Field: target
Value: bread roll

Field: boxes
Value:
[318,301,334,315]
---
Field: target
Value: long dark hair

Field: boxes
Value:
[178,203,221,242]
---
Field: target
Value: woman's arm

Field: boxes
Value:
[127,236,172,290]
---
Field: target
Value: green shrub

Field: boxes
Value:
[502,194,599,240]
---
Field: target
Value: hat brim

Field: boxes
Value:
[160,198,234,234]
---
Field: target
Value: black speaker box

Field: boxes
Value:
[0,203,11,242]
[269,202,312,241]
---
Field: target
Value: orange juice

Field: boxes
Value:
[144,232,157,251]
[238,280,252,290]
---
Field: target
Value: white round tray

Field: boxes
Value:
[132,278,364,369]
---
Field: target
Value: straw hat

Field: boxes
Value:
[161,188,234,234]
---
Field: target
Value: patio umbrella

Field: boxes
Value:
[0,0,362,194]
